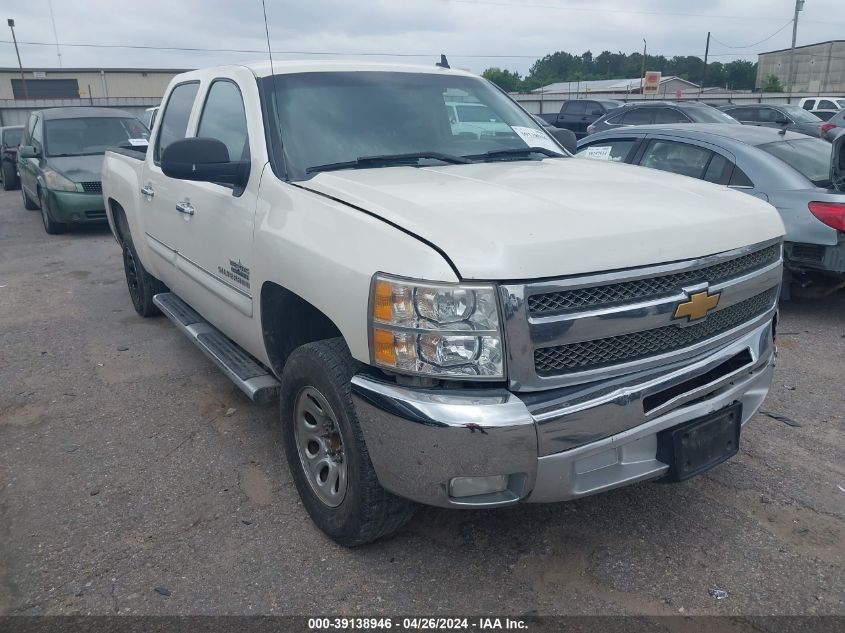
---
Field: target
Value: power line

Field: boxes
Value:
[436,0,843,24]
[710,19,794,49]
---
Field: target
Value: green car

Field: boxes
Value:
[18,107,149,234]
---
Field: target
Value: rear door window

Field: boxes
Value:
[702,153,732,185]
[639,139,713,179]
[654,108,690,124]
[621,108,653,125]
[576,139,637,162]
[155,81,200,163]
[564,101,586,116]
[818,100,837,110]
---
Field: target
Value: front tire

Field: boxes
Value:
[279,339,416,546]
[39,190,67,235]
[2,161,18,191]
[121,233,166,317]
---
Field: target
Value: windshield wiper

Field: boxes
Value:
[466,146,564,161]
[307,152,470,174]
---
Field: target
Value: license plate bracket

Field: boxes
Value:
[657,403,742,482]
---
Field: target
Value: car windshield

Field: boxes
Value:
[3,128,22,146]
[262,71,563,180]
[780,105,822,123]
[44,117,149,157]
[758,138,832,187]
[687,107,741,124]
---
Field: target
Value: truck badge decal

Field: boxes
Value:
[674,289,721,322]
[218,259,250,289]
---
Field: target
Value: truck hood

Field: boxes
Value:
[303,158,785,280]
[47,154,104,183]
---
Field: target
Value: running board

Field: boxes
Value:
[153,293,280,404]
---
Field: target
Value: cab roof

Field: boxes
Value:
[204,59,478,79]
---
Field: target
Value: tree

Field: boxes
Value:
[761,74,784,92]
[481,68,524,92]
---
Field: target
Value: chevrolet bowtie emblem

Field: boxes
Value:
[674,290,721,321]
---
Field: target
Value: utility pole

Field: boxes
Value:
[7,19,28,100]
[47,0,62,68]
[640,39,647,95]
[786,0,805,103]
[699,32,710,98]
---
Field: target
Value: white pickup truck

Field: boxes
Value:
[102,60,785,546]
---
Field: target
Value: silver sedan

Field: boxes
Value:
[576,124,845,289]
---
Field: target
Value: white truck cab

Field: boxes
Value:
[102,60,785,545]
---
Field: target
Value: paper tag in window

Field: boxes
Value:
[128,138,149,147]
[511,126,563,154]
[582,145,613,161]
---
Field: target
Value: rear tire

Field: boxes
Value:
[2,161,18,191]
[39,190,67,235]
[21,185,38,210]
[279,338,416,546]
[121,231,166,317]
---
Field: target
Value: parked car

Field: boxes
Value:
[446,101,511,138]
[587,101,738,135]
[799,96,845,122]
[719,103,824,137]
[576,124,845,291]
[102,61,784,546]
[0,124,23,190]
[17,107,149,234]
[547,99,623,137]
[821,108,845,142]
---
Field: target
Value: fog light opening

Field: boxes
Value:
[449,474,509,499]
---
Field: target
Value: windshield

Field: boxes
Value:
[758,138,832,187]
[44,117,149,157]
[262,71,563,180]
[780,105,822,123]
[687,107,741,124]
[3,128,22,146]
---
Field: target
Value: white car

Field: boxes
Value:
[799,96,845,121]
[102,60,785,546]
[446,101,513,137]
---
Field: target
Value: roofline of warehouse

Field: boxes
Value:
[0,67,191,73]
[759,39,845,56]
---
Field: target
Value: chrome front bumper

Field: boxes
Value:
[351,318,775,508]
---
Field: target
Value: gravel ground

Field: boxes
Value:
[0,188,843,621]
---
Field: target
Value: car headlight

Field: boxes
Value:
[369,274,505,379]
[43,169,78,192]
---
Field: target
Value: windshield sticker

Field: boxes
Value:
[128,138,149,147]
[511,126,564,154]
[582,146,613,161]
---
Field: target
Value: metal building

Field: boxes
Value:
[756,40,845,93]
[0,67,186,126]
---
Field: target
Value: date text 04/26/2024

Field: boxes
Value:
[308,618,529,630]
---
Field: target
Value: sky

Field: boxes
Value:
[1,0,844,76]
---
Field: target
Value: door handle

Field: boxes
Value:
[175,201,195,216]
[141,184,155,198]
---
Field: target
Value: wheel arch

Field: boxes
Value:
[107,198,130,246]
[260,281,345,377]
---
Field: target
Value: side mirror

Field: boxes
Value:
[549,128,578,154]
[18,145,39,159]
[160,137,249,188]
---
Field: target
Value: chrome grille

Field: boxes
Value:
[534,287,778,376]
[528,243,780,315]
[80,181,102,193]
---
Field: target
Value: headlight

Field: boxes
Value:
[43,169,78,192]
[369,274,505,379]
